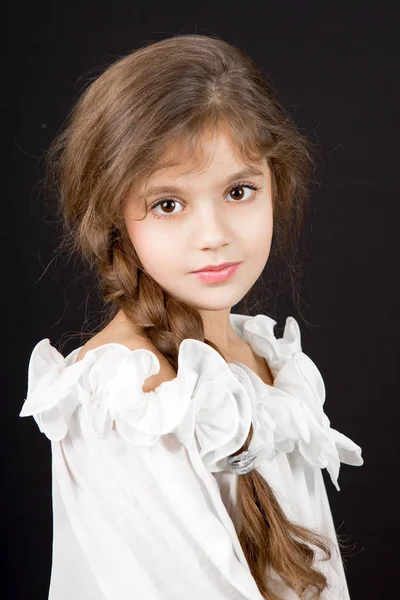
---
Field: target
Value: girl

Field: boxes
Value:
[20,33,363,600]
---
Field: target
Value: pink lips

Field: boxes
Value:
[192,261,240,272]
[191,262,242,283]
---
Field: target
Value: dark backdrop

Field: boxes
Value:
[5,2,399,599]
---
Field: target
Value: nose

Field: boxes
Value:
[191,201,232,248]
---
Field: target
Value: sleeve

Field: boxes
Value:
[19,339,266,600]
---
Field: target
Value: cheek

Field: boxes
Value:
[126,221,176,270]
[244,203,273,248]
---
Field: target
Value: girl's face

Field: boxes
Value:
[123,126,273,315]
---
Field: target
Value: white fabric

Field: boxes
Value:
[20,313,363,599]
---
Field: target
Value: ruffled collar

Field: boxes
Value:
[19,313,363,490]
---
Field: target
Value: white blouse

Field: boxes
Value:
[19,313,363,600]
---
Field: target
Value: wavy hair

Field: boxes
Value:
[44,33,334,599]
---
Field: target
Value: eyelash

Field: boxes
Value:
[148,182,261,219]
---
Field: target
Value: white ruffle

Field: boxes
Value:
[19,313,363,490]
[230,314,363,490]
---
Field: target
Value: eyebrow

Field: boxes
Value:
[142,167,264,198]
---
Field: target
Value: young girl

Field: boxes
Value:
[20,34,363,600]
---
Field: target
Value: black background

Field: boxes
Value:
[5,2,399,599]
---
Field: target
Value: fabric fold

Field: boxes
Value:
[20,314,363,491]
[229,313,363,491]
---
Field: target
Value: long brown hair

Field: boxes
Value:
[45,33,334,599]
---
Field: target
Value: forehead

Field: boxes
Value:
[144,125,266,187]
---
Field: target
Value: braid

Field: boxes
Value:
[232,427,332,599]
[101,229,217,370]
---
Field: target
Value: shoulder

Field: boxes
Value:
[75,329,177,394]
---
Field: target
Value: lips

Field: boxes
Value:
[192,262,240,273]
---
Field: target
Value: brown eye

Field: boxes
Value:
[158,200,176,214]
[230,186,245,200]
[150,198,184,217]
[226,183,259,203]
